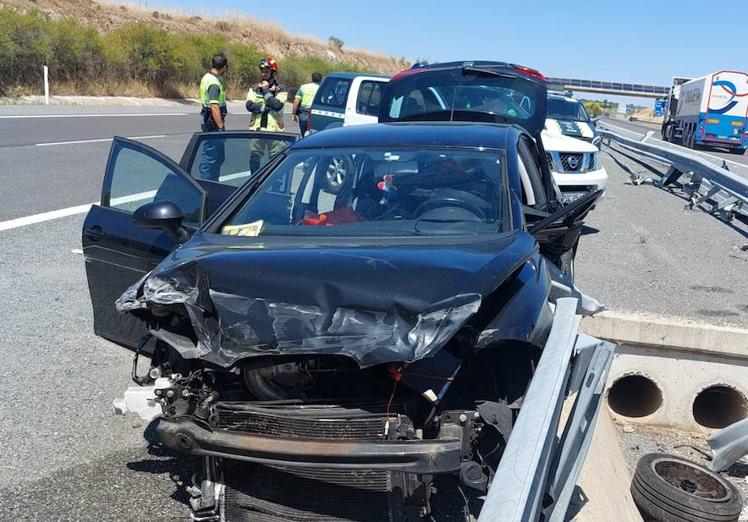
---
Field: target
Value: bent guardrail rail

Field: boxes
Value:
[478,298,616,522]
[598,124,748,221]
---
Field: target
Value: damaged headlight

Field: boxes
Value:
[588,151,600,171]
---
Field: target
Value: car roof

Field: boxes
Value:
[323,72,390,80]
[548,93,578,101]
[293,122,519,150]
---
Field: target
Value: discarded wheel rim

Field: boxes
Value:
[631,453,743,522]
[652,458,730,502]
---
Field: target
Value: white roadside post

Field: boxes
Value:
[43,65,49,105]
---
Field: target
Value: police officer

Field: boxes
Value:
[198,53,228,181]
[292,72,321,136]
[245,57,288,173]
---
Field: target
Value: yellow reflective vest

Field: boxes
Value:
[247,85,288,131]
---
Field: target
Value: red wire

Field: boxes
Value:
[385,378,398,419]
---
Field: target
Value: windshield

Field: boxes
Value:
[221,147,507,237]
[547,97,589,122]
[379,68,547,134]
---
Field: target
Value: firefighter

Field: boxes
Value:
[245,57,288,173]
[293,71,321,136]
[198,53,228,181]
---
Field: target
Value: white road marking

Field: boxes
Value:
[0,113,191,119]
[0,171,253,232]
[35,134,168,147]
[0,203,96,231]
[602,121,748,170]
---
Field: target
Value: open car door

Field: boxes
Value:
[82,137,207,350]
[178,130,296,216]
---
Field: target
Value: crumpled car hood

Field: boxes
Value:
[117,231,539,368]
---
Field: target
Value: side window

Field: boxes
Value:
[105,142,203,225]
[317,79,351,109]
[188,135,291,187]
[356,81,383,115]
[517,138,548,209]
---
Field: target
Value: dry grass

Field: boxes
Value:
[1,0,409,74]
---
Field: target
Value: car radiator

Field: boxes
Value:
[214,401,426,522]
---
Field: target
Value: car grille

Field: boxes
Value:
[548,151,595,173]
[223,462,396,522]
[559,152,585,172]
[214,402,390,440]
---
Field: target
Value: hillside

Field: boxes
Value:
[0,0,408,98]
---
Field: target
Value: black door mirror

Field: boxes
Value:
[133,201,189,244]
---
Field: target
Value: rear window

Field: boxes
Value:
[315,78,351,109]
[379,68,546,134]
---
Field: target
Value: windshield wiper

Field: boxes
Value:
[462,66,515,79]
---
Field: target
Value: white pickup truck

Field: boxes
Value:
[309,74,607,202]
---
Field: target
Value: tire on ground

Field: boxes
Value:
[630,453,742,522]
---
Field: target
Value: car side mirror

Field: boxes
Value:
[590,117,599,126]
[133,201,189,244]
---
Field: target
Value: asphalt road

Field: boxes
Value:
[1,107,747,520]
[0,105,294,221]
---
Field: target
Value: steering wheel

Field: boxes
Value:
[414,190,488,220]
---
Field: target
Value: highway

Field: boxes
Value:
[599,117,748,176]
[1,107,747,519]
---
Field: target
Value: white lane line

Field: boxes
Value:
[0,170,253,232]
[35,134,168,147]
[602,121,748,170]
[0,203,96,231]
[0,113,191,119]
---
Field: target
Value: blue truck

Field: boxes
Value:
[661,71,748,154]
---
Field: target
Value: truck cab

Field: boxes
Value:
[307,72,389,134]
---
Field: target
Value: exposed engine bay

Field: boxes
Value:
[124,338,538,521]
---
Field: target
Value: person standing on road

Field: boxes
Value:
[293,72,321,136]
[198,53,228,181]
[245,57,288,173]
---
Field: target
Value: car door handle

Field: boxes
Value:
[83,226,105,241]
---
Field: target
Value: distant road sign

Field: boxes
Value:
[617,103,627,114]
[654,98,666,117]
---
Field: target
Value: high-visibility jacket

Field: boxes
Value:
[199,72,227,131]
[200,72,226,108]
[246,83,288,131]
[295,82,319,110]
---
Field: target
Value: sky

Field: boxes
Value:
[131,0,747,104]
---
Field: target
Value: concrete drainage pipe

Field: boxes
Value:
[607,374,663,418]
[692,385,748,429]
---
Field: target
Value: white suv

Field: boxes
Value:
[543,94,607,202]
[542,131,607,203]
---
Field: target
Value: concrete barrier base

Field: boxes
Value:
[582,311,748,433]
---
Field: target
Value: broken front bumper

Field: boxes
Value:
[157,417,463,474]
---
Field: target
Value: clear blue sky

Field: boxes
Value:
[136,0,747,93]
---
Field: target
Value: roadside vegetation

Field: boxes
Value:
[0,7,387,99]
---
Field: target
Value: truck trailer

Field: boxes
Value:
[661,71,748,154]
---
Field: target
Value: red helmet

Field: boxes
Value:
[258,57,279,72]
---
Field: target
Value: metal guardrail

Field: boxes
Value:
[478,298,616,522]
[598,124,748,221]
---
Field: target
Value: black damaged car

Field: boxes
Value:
[82,67,614,522]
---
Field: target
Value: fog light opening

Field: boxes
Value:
[692,385,747,429]
[607,374,662,418]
